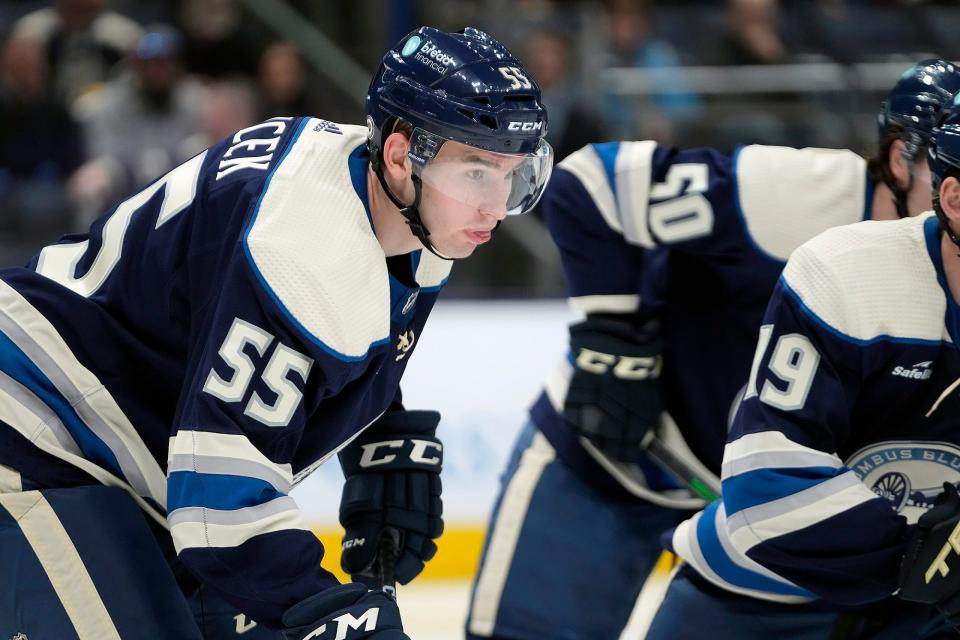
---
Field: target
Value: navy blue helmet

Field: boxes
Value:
[929,91,960,214]
[367,26,549,157]
[876,59,960,218]
[879,59,960,159]
[364,27,553,258]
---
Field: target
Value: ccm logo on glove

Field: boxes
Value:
[574,348,662,379]
[358,439,442,468]
[302,608,380,640]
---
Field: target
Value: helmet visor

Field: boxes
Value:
[409,129,554,216]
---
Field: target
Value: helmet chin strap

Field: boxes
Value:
[934,196,960,256]
[888,156,914,219]
[373,164,455,261]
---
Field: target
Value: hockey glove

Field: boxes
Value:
[338,410,443,587]
[563,315,663,462]
[282,583,408,640]
[899,482,960,628]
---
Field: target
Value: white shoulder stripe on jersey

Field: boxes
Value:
[568,294,640,315]
[558,146,623,235]
[168,430,294,489]
[783,214,946,343]
[736,145,866,262]
[722,431,842,480]
[246,122,392,359]
[1,492,122,639]
[0,280,167,506]
[614,141,657,248]
[169,500,307,553]
[726,472,874,553]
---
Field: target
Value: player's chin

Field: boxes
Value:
[434,239,478,260]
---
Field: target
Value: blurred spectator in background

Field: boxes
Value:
[12,0,142,108]
[178,0,265,80]
[200,78,257,142]
[69,25,207,226]
[524,27,606,162]
[601,0,701,141]
[257,41,313,120]
[0,33,84,255]
[719,0,789,65]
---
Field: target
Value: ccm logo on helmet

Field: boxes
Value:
[508,121,543,132]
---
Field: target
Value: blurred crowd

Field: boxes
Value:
[0,0,957,284]
[0,0,330,263]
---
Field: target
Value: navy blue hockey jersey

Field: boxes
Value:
[0,117,451,626]
[531,141,872,506]
[673,213,960,606]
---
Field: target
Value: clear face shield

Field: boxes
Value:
[408,129,554,217]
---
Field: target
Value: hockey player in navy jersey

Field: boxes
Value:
[466,60,960,640]
[644,90,960,640]
[0,26,552,640]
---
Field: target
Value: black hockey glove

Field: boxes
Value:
[899,482,960,629]
[282,583,408,640]
[338,410,443,587]
[562,315,663,462]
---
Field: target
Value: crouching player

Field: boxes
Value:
[649,92,960,639]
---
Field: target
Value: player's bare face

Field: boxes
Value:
[417,141,523,258]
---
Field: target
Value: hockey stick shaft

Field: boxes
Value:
[376,527,400,598]
[644,434,720,501]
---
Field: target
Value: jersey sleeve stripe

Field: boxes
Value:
[726,472,876,552]
[0,368,81,456]
[0,281,167,505]
[722,431,842,479]
[166,471,284,512]
[168,495,299,528]
[0,330,127,484]
[723,466,847,513]
[568,294,640,315]
[167,454,292,494]
[169,502,307,553]
[672,508,814,604]
[723,451,842,478]
[696,501,814,597]
[168,430,294,486]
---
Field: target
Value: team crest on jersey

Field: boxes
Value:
[846,441,960,523]
[395,329,416,361]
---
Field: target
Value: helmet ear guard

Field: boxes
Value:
[364,26,553,259]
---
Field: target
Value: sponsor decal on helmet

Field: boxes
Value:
[401,35,422,57]
[414,41,457,74]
